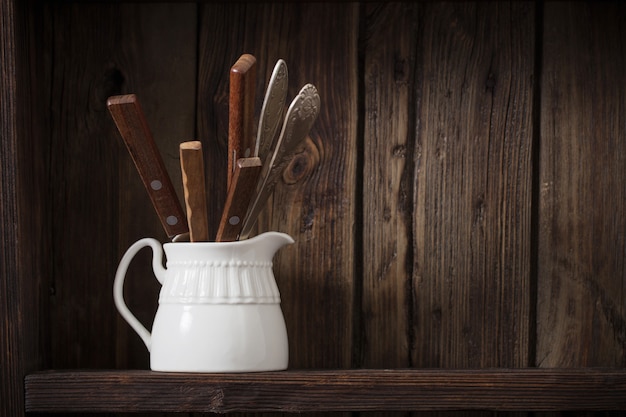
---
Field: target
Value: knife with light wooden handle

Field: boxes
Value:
[215,157,262,242]
[107,94,189,239]
[239,83,320,240]
[228,53,257,186]
[179,141,209,242]
[255,59,288,161]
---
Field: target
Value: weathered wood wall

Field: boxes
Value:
[537,1,626,368]
[3,1,626,416]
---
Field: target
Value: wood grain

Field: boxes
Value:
[228,53,257,186]
[197,3,243,240]
[6,2,626,416]
[537,2,626,367]
[1,1,46,416]
[0,1,21,415]
[198,3,358,370]
[216,157,262,242]
[180,140,209,242]
[259,3,358,370]
[25,369,626,413]
[44,3,197,372]
[361,2,418,369]
[412,2,535,368]
[46,2,125,371]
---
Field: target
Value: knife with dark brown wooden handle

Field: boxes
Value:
[107,94,188,239]
[228,54,257,186]
[215,157,262,242]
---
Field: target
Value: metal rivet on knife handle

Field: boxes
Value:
[180,141,209,242]
[229,53,257,186]
[106,94,189,239]
[215,157,263,242]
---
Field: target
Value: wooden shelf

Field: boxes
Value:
[25,368,626,413]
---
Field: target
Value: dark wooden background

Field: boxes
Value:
[2,1,625,416]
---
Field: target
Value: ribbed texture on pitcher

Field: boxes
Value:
[159,260,281,304]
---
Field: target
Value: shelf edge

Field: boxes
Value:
[25,368,626,413]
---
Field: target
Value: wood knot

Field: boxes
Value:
[473,193,486,224]
[282,137,319,185]
[394,56,408,83]
[208,388,225,410]
[94,63,125,111]
[392,144,407,158]
[301,203,315,232]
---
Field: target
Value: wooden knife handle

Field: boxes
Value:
[107,94,188,238]
[179,141,209,242]
[228,54,257,186]
[215,157,262,242]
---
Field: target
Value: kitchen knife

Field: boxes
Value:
[255,59,288,161]
[228,53,257,186]
[179,141,209,242]
[215,157,263,242]
[107,94,189,240]
[239,83,320,240]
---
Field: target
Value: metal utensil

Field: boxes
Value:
[107,94,189,241]
[179,141,209,242]
[228,54,257,186]
[239,83,320,240]
[254,59,288,161]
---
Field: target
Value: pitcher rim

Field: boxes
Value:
[163,231,294,248]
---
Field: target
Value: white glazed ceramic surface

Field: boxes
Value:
[151,304,288,372]
[113,232,293,372]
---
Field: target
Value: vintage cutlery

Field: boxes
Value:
[107,94,189,240]
[228,54,257,186]
[215,157,263,242]
[239,83,320,240]
[216,59,286,241]
[179,141,209,242]
[255,59,288,162]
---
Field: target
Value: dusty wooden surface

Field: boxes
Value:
[3,2,626,417]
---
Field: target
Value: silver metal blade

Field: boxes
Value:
[240,83,320,239]
[255,59,288,161]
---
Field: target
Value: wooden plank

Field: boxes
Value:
[45,3,197,371]
[1,0,51,416]
[198,3,358,369]
[361,2,418,368]
[537,2,626,367]
[0,1,23,415]
[412,2,535,368]
[24,369,626,413]
[265,3,358,370]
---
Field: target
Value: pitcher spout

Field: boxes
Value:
[247,231,295,259]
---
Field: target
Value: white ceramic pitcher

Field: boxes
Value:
[113,232,293,372]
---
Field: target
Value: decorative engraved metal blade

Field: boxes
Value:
[255,59,288,161]
[240,83,320,239]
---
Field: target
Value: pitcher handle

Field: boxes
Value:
[113,238,166,352]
